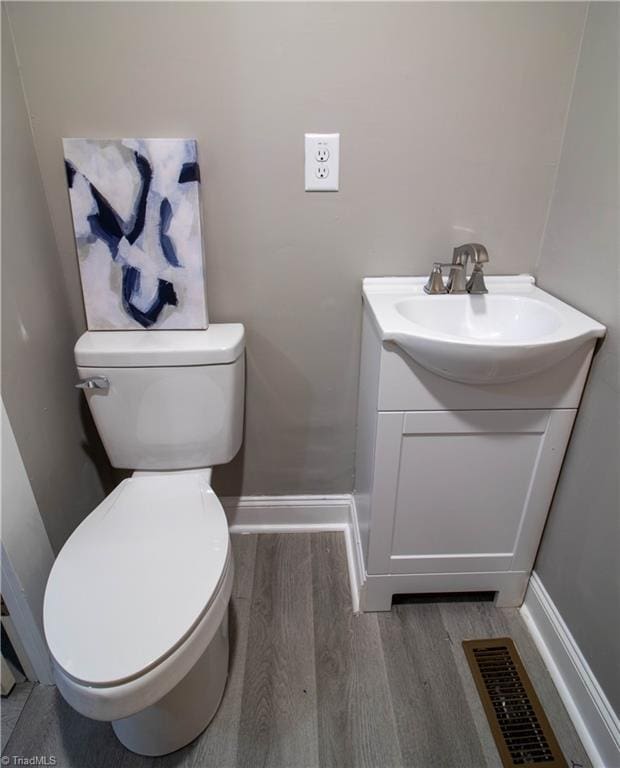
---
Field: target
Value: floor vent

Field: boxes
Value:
[463,638,567,768]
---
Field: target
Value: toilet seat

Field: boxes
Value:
[43,472,233,721]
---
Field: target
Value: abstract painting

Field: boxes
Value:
[64,138,208,330]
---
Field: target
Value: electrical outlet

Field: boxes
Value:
[316,147,330,162]
[305,133,339,191]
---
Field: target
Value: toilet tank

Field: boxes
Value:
[74,325,245,470]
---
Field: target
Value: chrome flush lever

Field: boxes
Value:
[75,376,109,391]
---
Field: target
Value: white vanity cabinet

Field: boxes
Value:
[353,280,601,612]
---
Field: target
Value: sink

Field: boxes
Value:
[363,275,605,384]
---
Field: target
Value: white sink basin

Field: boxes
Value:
[363,275,605,384]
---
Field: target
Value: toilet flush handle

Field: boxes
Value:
[75,376,109,391]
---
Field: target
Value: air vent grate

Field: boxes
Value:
[463,638,567,768]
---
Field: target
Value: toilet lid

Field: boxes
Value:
[43,473,229,687]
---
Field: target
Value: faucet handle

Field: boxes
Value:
[467,263,488,294]
[424,263,447,294]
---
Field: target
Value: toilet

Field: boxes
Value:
[43,324,245,756]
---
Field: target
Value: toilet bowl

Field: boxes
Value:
[44,471,234,755]
[44,325,245,755]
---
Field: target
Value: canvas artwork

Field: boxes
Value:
[64,138,208,330]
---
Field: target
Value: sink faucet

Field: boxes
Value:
[424,243,489,295]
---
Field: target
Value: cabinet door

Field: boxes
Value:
[366,410,575,576]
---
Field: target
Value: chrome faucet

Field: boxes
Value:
[424,243,489,295]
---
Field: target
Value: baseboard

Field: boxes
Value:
[221,494,363,612]
[348,496,367,609]
[222,493,352,531]
[521,572,620,768]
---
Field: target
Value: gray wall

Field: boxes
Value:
[534,3,620,713]
[1,9,113,552]
[5,2,586,499]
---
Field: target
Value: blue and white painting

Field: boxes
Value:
[64,138,208,330]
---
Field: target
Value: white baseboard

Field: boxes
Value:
[222,493,351,531]
[221,494,363,612]
[521,572,620,768]
[348,497,367,609]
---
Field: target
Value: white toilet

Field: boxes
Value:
[43,324,245,756]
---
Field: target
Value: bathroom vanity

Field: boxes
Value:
[353,276,605,611]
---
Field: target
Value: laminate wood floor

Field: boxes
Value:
[2,533,590,768]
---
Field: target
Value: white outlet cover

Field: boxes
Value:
[305,133,339,191]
